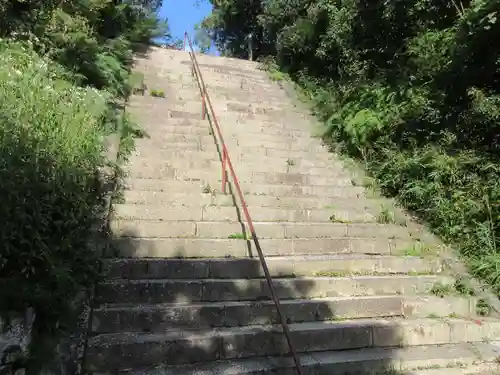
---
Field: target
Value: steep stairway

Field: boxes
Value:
[85,47,500,375]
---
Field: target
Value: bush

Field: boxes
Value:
[0,41,108,367]
[202,0,500,295]
[0,0,171,371]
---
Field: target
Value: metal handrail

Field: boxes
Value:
[182,32,303,375]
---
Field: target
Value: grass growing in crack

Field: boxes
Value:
[286,158,295,166]
[227,233,252,240]
[150,89,165,98]
[329,214,352,223]
[398,243,438,257]
[430,278,479,299]
[430,282,455,297]
[202,183,215,194]
[377,204,396,224]
[476,298,492,316]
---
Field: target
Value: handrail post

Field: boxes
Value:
[183,32,187,51]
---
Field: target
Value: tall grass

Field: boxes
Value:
[0,40,108,369]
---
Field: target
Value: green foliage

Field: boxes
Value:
[0,0,164,371]
[0,41,107,371]
[203,0,500,295]
[150,88,165,97]
[194,23,212,53]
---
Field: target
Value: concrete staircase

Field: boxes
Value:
[85,47,500,375]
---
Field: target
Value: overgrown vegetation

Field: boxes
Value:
[0,0,172,372]
[201,0,500,296]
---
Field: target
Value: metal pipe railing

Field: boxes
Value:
[183,32,303,375]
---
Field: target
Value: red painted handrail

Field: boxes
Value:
[182,33,303,375]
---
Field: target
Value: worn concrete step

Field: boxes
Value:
[123,179,368,198]
[156,76,277,90]
[111,220,413,240]
[129,146,338,168]
[123,165,223,181]
[133,138,217,152]
[89,342,500,375]
[109,236,412,258]
[126,154,345,175]
[125,164,353,186]
[86,318,500,370]
[170,89,287,103]
[130,97,292,114]
[92,296,404,333]
[104,254,444,280]
[96,275,451,304]
[122,180,222,194]
[148,124,311,139]
[140,66,271,81]
[133,140,332,162]
[139,134,325,153]
[138,125,212,136]
[122,190,383,211]
[237,181,367,198]
[92,295,480,334]
[113,204,380,223]
[128,152,341,172]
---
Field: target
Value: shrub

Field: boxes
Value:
[150,88,165,97]
[202,0,500,295]
[0,41,107,367]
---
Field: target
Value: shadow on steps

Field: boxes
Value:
[84,229,406,375]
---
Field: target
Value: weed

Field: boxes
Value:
[377,204,395,224]
[430,282,454,297]
[286,158,295,166]
[453,277,475,296]
[329,214,351,223]
[399,243,437,257]
[150,89,165,98]
[476,298,491,316]
[202,183,213,194]
[227,233,252,240]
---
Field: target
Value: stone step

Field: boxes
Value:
[92,295,479,333]
[103,254,444,280]
[124,159,352,180]
[85,318,500,370]
[96,275,451,304]
[122,190,383,211]
[130,149,339,170]
[147,124,311,139]
[123,179,368,198]
[133,139,332,162]
[88,343,500,375]
[130,97,292,114]
[110,220,413,240]
[109,236,411,258]
[152,76,277,90]
[139,136,327,156]
[145,117,313,136]
[125,163,353,186]
[123,164,222,181]
[169,89,287,103]
[129,149,221,161]
[113,203,378,223]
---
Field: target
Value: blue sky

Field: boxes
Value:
[158,0,218,54]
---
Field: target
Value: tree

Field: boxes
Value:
[194,23,212,53]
